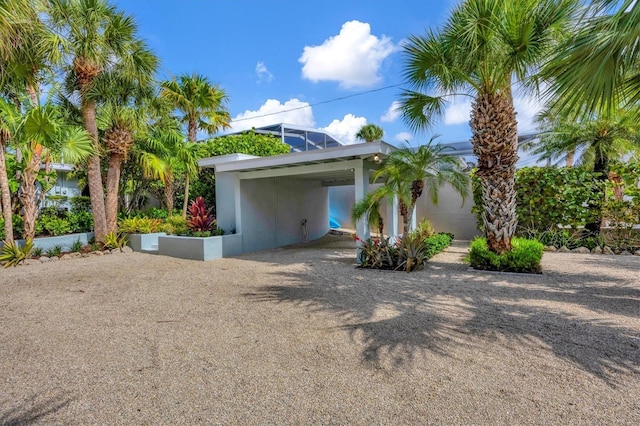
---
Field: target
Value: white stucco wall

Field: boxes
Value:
[232,176,329,254]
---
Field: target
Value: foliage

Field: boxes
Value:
[32,247,43,257]
[187,197,214,233]
[0,215,24,240]
[67,211,93,233]
[356,124,384,143]
[468,238,544,274]
[423,232,454,260]
[357,232,454,272]
[415,218,435,240]
[602,200,640,250]
[46,245,62,258]
[146,207,169,220]
[199,131,290,158]
[35,216,72,237]
[0,239,33,268]
[104,231,127,250]
[71,239,83,253]
[118,217,162,234]
[70,196,92,213]
[158,215,189,235]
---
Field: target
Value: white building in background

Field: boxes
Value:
[199,124,478,257]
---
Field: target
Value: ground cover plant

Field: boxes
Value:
[468,237,544,274]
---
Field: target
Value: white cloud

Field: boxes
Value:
[299,20,396,89]
[381,101,401,123]
[394,132,413,142]
[320,114,367,145]
[514,94,543,133]
[255,61,273,83]
[444,99,472,125]
[230,98,315,132]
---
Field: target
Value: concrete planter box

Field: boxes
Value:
[158,234,243,261]
[127,232,166,252]
[1,232,94,252]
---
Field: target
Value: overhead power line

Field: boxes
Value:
[229,83,404,124]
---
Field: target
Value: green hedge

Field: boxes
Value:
[423,232,454,259]
[468,237,544,274]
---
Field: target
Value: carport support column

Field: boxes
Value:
[354,163,370,263]
[386,195,399,239]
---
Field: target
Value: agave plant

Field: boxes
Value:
[187,197,214,234]
[0,239,34,268]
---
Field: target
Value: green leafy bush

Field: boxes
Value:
[423,232,454,259]
[159,215,189,235]
[104,231,127,250]
[71,239,83,253]
[36,216,72,237]
[468,237,544,274]
[67,211,93,233]
[119,217,162,234]
[0,214,25,240]
[70,196,92,213]
[146,207,169,220]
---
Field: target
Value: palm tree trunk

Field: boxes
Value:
[19,153,40,240]
[565,149,575,167]
[105,153,123,233]
[470,90,518,254]
[584,154,609,236]
[181,174,190,219]
[164,175,175,216]
[188,119,197,143]
[81,98,108,243]
[0,142,14,241]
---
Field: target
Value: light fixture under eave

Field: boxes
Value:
[373,154,381,164]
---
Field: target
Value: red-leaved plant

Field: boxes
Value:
[187,197,215,233]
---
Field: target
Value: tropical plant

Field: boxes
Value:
[103,231,127,250]
[46,244,62,257]
[356,123,384,143]
[527,110,639,235]
[161,73,231,218]
[47,0,158,242]
[468,237,544,274]
[186,196,214,234]
[118,217,162,234]
[543,0,640,118]
[399,0,577,253]
[0,238,33,267]
[71,238,83,252]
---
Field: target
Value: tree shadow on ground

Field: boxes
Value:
[0,394,71,425]
[245,243,640,386]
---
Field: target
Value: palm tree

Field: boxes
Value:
[399,0,577,254]
[46,0,158,242]
[356,124,384,143]
[160,73,231,218]
[543,0,640,118]
[93,72,155,232]
[15,102,93,239]
[0,98,21,241]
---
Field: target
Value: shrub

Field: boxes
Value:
[36,216,72,237]
[146,207,169,220]
[0,214,25,240]
[423,232,454,259]
[70,196,92,213]
[119,217,162,234]
[159,215,189,235]
[187,197,214,234]
[468,237,544,274]
[0,239,34,267]
[67,211,93,233]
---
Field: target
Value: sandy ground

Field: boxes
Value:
[0,236,639,424]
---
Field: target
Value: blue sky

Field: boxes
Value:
[111,0,542,150]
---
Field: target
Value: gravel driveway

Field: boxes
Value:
[1,236,639,424]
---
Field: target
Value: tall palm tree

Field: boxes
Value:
[0,98,21,241]
[399,0,577,254]
[45,0,158,242]
[356,124,384,143]
[160,73,231,218]
[543,0,640,118]
[93,72,155,232]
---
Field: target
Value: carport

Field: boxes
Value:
[199,142,397,256]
